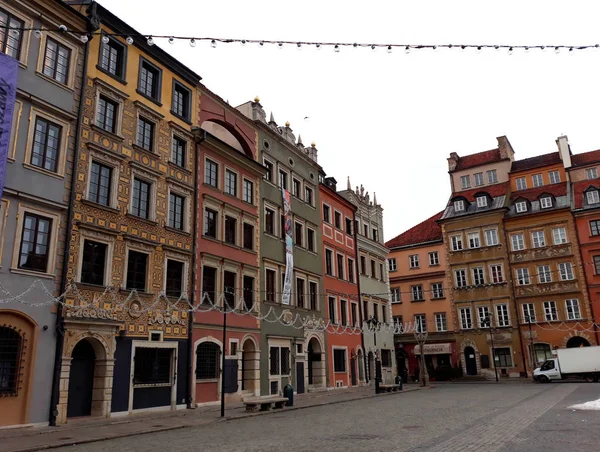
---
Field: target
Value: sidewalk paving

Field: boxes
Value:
[1,385,420,452]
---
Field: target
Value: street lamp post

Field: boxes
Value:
[366,316,382,394]
[484,314,499,383]
[413,328,429,387]
[525,315,535,372]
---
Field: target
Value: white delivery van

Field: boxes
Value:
[533,346,600,383]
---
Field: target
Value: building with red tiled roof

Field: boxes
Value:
[386,211,443,249]
[510,152,562,172]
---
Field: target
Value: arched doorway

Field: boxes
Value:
[357,349,365,382]
[368,351,375,383]
[307,337,324,387]
[67,340,96,418]
[241,337,259,394]
[464,346,477,376]
[566,336,590,348]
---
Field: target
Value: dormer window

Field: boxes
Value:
[476,196,488,208]
[454,200,465,211]
[587,190,600,204]
[516,201,528,213]
[540,197,553,209]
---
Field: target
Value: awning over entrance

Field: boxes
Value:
[413,343,452,355]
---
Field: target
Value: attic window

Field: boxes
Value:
[586,167,598,180]
[540,197,553,209]
[454,200,465,212]
[587,190,600,204]
[476,196,488,208]
[515,201,528,213]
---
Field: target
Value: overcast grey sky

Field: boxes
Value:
[97,0,600,241]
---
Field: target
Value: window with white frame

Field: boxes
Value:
[484,229,498,246]
[477,306,490,328]
[487,169,498,184]
[586,190,600,204]
[451,235,463,251]
[531,231,546,248]
[532,174,543,187]
[429,252,439,266]
[459,308,473,329]
[586,167,598,180]
[431,283,444,299]
[565,299,581,320]
[409,254,419,268]
[516,268,530,285]
[494,348,513,367]
[516,177,527,190]
[490,264,504,283]
[435,313,447,332]
[552,227,567,245]
[391,288,401,303]
[468,232,481,249]
[511,234,525,251]
[540,197,552,209]
[415,314,426,333]
[516,201,528,213]
[476,196,487,208]
[496,304,510,327]
[474,172,484,186]
[455,269,467,288]
[460,175,471,189]
[411,285,424,301]
[388,258,397,272]
[472,267,485,286]
[559,262,574,280]
[225,169,237,196]
[522,303,536,323]
[538,265,552,283]
[544,301,558,321]
[549,170,560,184]
[454,200,465,212]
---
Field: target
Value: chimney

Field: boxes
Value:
[556,135,572,169]
[448,152,460,172]
[497,136,515,161]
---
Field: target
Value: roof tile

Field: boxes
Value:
[455,149,504,171]
[573,179,600,209]
[571,149,600,167]
[511,183,566,202]
[511,152,562,172]
[386,211,444,248]
[451,182,510,202]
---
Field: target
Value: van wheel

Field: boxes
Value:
[539,375,550,384]
[584,375,596,383]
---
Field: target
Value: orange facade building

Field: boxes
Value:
[319,176,363,388]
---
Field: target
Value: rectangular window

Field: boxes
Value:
[494,348,512,368]
[487,169,498,184]
[472,267,485,286]
[322,204,331,223]
[544,301,558,321]
[337,254,345,280]
[333,349,346,372]
[131,178,151,219]
[351,303,358,326]
[490,264,504,283]
[451,235,463,251]
[345,218,353,235]
[559,262,574,280]
[126,250,148,291]
[388,258,397,272]
[496,304,510,327]
[305,187,313,205]
[371,260,376,278]
[540,197,552,209]
[334,211,342,229]
[309,282,317,310]
[587,167,598,180]
[265,208,274,235]
[88,161,112,206]
[172,81,190,119]
[391,288,401,303]
[455,269,467,288]
[511,234,525,251]
[81,240,107,286]
[242,275,254,311]
[296,278,305,308]
[454,200,465,212]
[279,170,287,189]
[133,348,172,385]
[172,136,186,168]
[516,201,528,213]
[516,177,527,190]
[346,258,354,283]
[468,232,481,249]
[263,160,273,182]
[460,175,471,189]
[43,38,71,84]
[243,179,253,204]
[96,96,118,134]
[411,285,424,301]
[485,229,498,246]
[531,231,546,248]
[538,265,552,283]
[340,300,348,326]
[566,299,581,320]
[325,249,333,276]
[360,256,366,275]
[292,178,301,197]
[429,252,439,266]
[225,170,237,196]
[516,268,530,285]
[294,222,303,247]
[588,190,600,205]
[165,259,184,297]
[280,215,286,240]
[205,159,218,187]
[549,170,560,184]
[372,229,379,242]
[460,308,472,329]
[363,224,369,237]
[31,117,61,173]
[409,254,419,268]
[363,300,369,320]
[204,208,218,238]
[137,117,154,151]
[552,227,567,245]
[478,306,490,328]
[373,304,379,321]
[138,59,161,100]
[532,173,543,187]
[0,9,23,59]
[305,228,315,252]
[432,283,444,299]
[99,37,125,78]
[201,266,216,304]
[474,172,484,186]
[476,196,487,208]
[265,269,276,303]
[522,303,536,323]
[380,263,384,282]
[328,296,336,324]
[168,193,185,230]
[435,313,447,332]
[382,304,387,324]
[243,223,254,250]
[594,255,600,275]
[224,216,237,245]
[223,271,235,309]
[415,314,426,333]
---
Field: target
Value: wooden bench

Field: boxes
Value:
[242,396,289,412]
[379,384,401,392]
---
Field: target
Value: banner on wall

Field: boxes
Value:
[0,53,18,200]
[281,187,294,305]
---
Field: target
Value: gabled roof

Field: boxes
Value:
[385,211,444,249]
[451,182,510,202]
[571,150,600,167]
[573,180,600,209]
[454,149,504,171]
[511,152,562,172]
[510,183,566,202]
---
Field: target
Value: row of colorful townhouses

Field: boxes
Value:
[0,0,396,428]
[388,135,600,382]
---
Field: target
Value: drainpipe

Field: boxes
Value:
[49,35,91,426]
[353,211,368,383]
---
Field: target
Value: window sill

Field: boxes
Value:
[429,263,440,267]
[125,213,159,226]
[10,267,55,279]
[196,378,219,383]
[132,143,159,158]
[35,71,74,93]
[136,89,162,107]
[133,382,172,388]
[170,110,192,125]
[80,199,120,214]
[165,225,191,236]
[409,267,420,270]
[121,287,151,295]
[22,162,64,180]
[168,161,191,174]
[96,65,128,86]
[203,182,220,191]
[410,299,426,303]
[74,281,109,290]
[90,124,125,142]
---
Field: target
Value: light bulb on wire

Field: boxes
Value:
[126,36,134,45]
[405,45,410,54]
[508,47,513,55]
[297,42,302,50]
[241,40,246,46]
[211,40,217,48]
[278,42,283,49]
[569,47,574,55]
[80,34,89,44]
[316,43,321,50]
[476,46,482,53]
[190,39,196,47]
[387,45,392,54]
[102,35,109,44]
[147,36,154,46]
[34,30,42,39]
[168,37,174,44]
[334,44,340,53]
[371,44,376,50]
[555,47,560,54]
